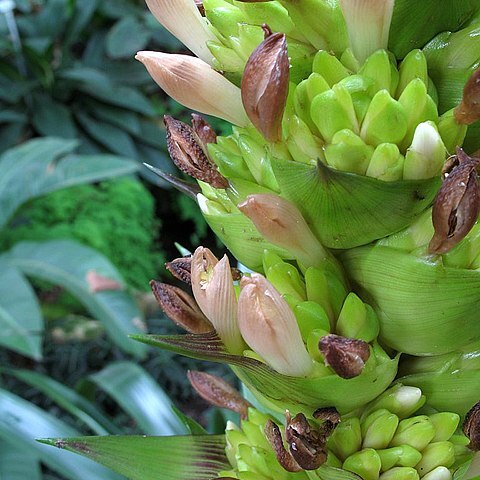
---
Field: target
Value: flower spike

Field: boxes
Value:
[145,0,217,64]
[135,51,249,126]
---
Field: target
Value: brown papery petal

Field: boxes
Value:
[149,280,213,333]
[191,113,217,147]
[319,334,370,379]
[428,148,480,254]
[264,420,302,472]
[164,115,228,189]
[313,407,341,436]
[463,400,480,451]
[187,371,251,419]
[165,256,192,284]
[241,32,289,142]
[454,66,480,125]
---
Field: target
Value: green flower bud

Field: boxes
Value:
[294,301,331,340]
[208,142,255,182]
[377,445,422,471]
[415,442,455,476]
[360,90,408,147]
[362,409,400,450]
[235,24,264,60]
[421,466,452,480]
[328,417,363,461]
[429,412,460,442]
[336,292,380,343]
[306,72,331,101]
[365,143,404,181]
[208,41,245,71]
[286,115,325,165]
[343,448,382,480]
[294,80,320,134]
[307,328,331,362]
[396,49,429,97]
[204,1,245,38]
[390,416,436,451]
[313,50,351,86]
[437,108,468,154]
[264,261,307,302]
[379,467,419,480]
[359,49,398,96]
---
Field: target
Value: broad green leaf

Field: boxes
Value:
[2,369,121,435]
[106,16,151,59]
[0,137,138,228]
[31,93,77,138]
[7,240,148,358]
[0,389,122,480]
[0,441,41,480]
[0,259,42,359]
[65,0,99,46]
[84,361,187,435]
[389,0,479,59]
[40,434,229,480]
[89,101,142,136]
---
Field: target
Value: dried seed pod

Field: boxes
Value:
[463,401,480,451]
[191,113,217,148]
[149,280,213,333]
[164,115,228,188]
[187,371,251,419]
[428,148,480,254]
[165,256,193,284]
[264,420,303,472]
[285,412,328,470]
[454,66,480,125]
[319,334,371,379]
[241,32,289,142]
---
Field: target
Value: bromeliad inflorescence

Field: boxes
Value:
[45,1,480,480]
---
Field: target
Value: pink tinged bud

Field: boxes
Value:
[455,66,480,125]
[135,51,249,126]
[428,148,480,254]
[237,274,313,377]
[190,247,244,354]
[187,370,251,419]
[238,193,327,267]
[339,0,394,64]
[241,32,290,142]
[144,0,217,64]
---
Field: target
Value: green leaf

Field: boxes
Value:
[0,259,42,360]
[389,0,479,59]
[1,369,121,435]
[171,406,207,435]
[84,361,187,435]
[272,159,440,249]
[0,137,138,228]
[7,240,148,358]
[31,93,77,138]
[131,332,399,415]
[0,389,122,480]
[0,441,42,480]
[89,101,141,136]
[40,434,229,480]
[65,0,99,46]
[106,16,151,59]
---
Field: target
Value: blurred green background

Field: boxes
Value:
[0,1,234,478]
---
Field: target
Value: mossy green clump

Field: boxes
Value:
[1,178,164,291]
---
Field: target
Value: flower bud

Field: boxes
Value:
[437,109,468,154]
[187,371,251,419]
[328,417,363,461]
[455,66,480,125]
[380,467,419,480]
[463,401,480,451]
[415,442,455,476]
[362,409,399,450]
[312,50,350,86]
[376,445,422,471]
[421,466,452,480]
[390,415,436,451]
[428,148,480,254]
[145,0,217,64]
[319,334,371,379]
[237,274,313,377]
[135,51,249,126]
[429,412,460,442]
[396,49,429,96]
[359,49,397,95]
[343,448,382,480]
[149,280,213,334]
[164,115,228,188]
[241,32,289,142]
[191,247,245,354]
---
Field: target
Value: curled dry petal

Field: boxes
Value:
[187,371,251,419]
[136,51,249,126]
[264,420,302,472]
[463,401,480,450]
[150,280,213,333]
[241,32,289,142]
[191,113,217,148]
[313,407,341,436]
[145,0,216,64]
[319,334,371,379]
[454,66,480,125]
[285,412,328,470]
[164,115,228,189]
[238,274,313,377]
[428,148,480,254]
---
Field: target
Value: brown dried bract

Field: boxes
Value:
[241,32,289,142]
[285,412,328,470]
[428,148,480,254]
[454,66,480,125]
[166,256,193,284]
[191,113,217,147]
[463,401,480,451]
[164,115,228,189]
[264,420,303,472]
[149,280,213,333]
[319,334,370,379]
[313,407,341,436]
[187,371,251,419]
